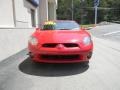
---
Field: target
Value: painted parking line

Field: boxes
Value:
[103,31,120,36]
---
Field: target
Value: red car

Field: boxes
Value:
[28,20,93,64]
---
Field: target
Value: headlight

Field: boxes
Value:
[29,36,38,45]
[83,36,92,45]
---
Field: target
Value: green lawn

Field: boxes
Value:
[81,24,94,28]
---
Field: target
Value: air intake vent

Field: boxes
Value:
[63,43,78,48]
[41,55,80,60]
[42,43,57,48]
[42,43,79,48]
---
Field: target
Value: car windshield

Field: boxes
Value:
[42,21,80,30]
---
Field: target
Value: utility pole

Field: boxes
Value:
[71,0,74,20]
[80,0,85,24]
[95,6,98,25]
[94,0,100,26]
[80,0,84,24]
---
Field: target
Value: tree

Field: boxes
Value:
[57,0,120,24]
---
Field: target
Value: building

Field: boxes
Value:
[0,0,57,28]
[0,0,57,61]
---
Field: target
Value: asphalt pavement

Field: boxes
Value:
[0,24,120,90]
[89,24,120,42]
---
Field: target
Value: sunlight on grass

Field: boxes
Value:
[81,24,94,28]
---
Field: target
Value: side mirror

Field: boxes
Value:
[86,27,93,30]
[80,27,86,30]
[81,25,94,30]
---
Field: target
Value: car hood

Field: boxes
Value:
[33,30,89,44]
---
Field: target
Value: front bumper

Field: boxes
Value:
[28,43,93,63]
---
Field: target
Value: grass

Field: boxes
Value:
[80,24,94,28]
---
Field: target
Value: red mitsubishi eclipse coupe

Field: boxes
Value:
[28,20,93,64]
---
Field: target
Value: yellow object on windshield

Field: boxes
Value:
[44,21,56,25]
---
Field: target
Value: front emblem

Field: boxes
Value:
[56,44,64,49]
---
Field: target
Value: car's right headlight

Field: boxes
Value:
[29,36,38,45]
[83,36,92,46]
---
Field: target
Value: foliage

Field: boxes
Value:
[57,0,120,24]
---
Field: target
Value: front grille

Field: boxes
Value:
[63,43,78,48]
[41,55,80,60]
[42,43,57,48]
[42,43,79,48]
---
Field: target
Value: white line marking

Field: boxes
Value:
[103,31,120,36]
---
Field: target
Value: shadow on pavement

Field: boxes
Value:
[19,58,89,77]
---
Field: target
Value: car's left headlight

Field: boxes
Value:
[29,36,38,45]
[83,36,92,45]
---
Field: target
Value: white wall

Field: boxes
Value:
[38,0,48,28]
[0,0,57,61]
[14,0,32,28]
[48,2,56,20]
[0,0,33,28]
[0,0,14,27]
[0,28,34,61]
[0,0,57,28]
[38,0,57,28]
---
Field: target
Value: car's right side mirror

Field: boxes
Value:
[80,27,86,30]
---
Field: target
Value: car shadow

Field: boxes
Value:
[19,58,89,77]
